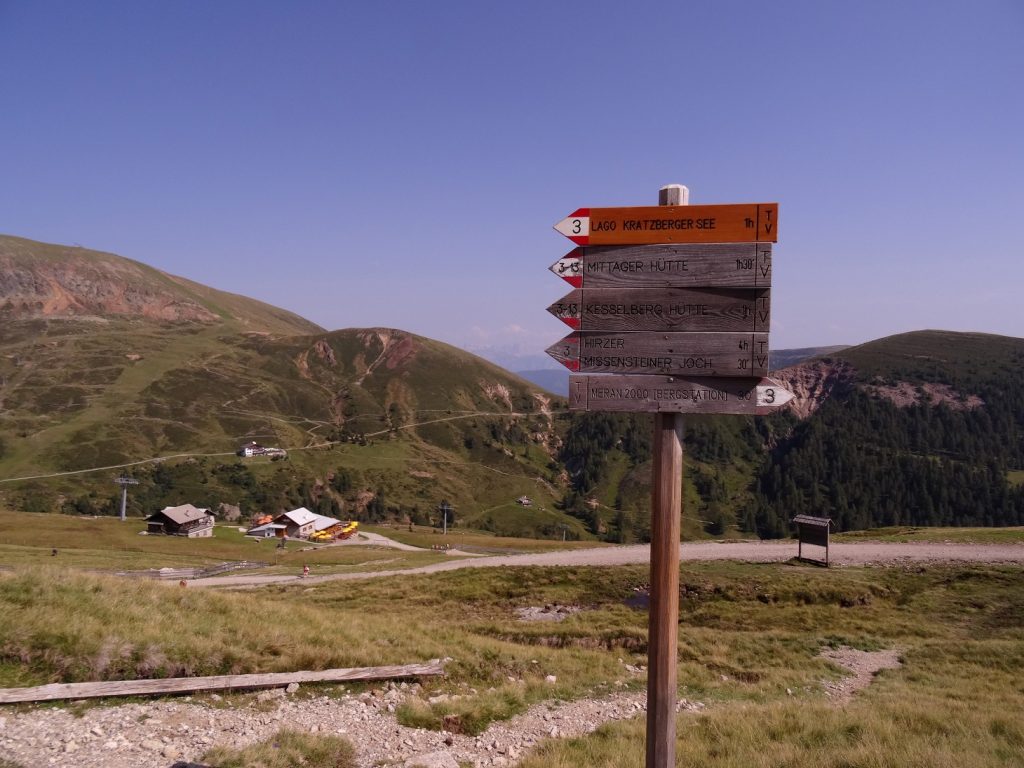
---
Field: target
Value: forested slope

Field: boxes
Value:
[751,331,1024,535]
[558,331,1024,540]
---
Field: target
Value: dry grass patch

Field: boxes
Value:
[202,729,355,768]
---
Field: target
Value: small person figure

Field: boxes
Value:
[179,579,187,588]
[51,548,58,557]
[302,564,310,578]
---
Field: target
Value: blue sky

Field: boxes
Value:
[1,1,1021,367]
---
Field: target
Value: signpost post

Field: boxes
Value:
[546,184,791,768]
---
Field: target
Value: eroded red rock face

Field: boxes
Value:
[863,380,984,411]
[0,252,219,323]
[773,359,855,419]
[774,358,985,419]
[384,335,417,370]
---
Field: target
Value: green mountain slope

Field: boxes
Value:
[0,236,582,537]
[4,236,1020,541]
[0,320,572,533]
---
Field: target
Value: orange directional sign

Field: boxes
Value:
[568,375,795,414]
[554,203,778,246]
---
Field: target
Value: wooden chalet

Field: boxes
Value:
[263,508,343,540]
[146,504,214,538]
[272,507,318,539]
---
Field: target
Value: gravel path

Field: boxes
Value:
[0,683,700,768]
[820,646,903,705]
[194,540,1024,588]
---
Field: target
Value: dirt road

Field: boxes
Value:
[191,539,1024,588]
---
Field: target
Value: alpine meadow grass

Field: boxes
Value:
[1,560,1021,765]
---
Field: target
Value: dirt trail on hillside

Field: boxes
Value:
[192,540,1024,588]
[820,646,903,705]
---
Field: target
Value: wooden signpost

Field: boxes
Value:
[545,331,770,376]
[550,243,772,289]
[545,185,791,768]
[547,286,770,332]
[569,374,794,414]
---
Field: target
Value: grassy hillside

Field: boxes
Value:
[0,235,580,534]
[4,236,1021,542]
[0,322,571,533]
[837,329,1023,388]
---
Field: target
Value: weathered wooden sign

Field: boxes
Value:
[547,287,770,332]
[554,203,778,246]
[550,243,772,289]
[568,375,795,414]
[546,332,770,376]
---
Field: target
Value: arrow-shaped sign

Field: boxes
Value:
[554,203,778,246]
[568,374,795,414]
[546,331,770,377]
[547,287,770,333]
[549,243,771,289]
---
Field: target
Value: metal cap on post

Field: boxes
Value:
[658,184,689,207]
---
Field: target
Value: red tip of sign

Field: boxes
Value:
[559,316,580,330]
[564,359,580,372]
[554,211,591,245]
[550,249,584,288]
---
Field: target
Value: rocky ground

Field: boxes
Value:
[0,683,702,768]
[0,645,901,768]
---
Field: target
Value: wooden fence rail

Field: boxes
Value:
[115,560,270,580]
[0,660,445,704]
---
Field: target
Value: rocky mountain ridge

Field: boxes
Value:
[0,234,322,335]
